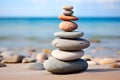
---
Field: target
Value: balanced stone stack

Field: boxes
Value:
[44,6,90,74]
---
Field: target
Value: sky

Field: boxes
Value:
[0,0,120,17]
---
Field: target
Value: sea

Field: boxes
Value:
[0,17,120,57]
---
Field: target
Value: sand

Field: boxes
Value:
[0,63,120,80]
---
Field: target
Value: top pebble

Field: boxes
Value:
[63,6,73,11]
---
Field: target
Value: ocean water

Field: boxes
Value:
[0,17,120,49]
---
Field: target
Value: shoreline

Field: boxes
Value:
[0,37,120,80]
[0,63,120,80]
[0,38,120,58]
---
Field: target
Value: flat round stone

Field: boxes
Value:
[59,15,79,21]
[54,31,84,38]
[63,6,73,11]
[59,21,78,32]
[52,38,90,51]
[44,57,88,74]
[0,63,6,67]
[63,10,73,16]
[25,62,45,70]
[51,49,84,61]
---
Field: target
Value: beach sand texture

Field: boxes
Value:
[0,64,120,80]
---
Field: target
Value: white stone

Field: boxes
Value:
[87,61,99,66]
[51,49,84,61]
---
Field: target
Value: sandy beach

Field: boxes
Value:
[0,0,120,80]
[0,63,120,80]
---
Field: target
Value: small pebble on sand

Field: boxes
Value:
[111,63,120,68]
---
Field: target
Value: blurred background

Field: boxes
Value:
[0,0,120,57]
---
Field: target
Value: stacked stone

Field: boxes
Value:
[44,6,90,74]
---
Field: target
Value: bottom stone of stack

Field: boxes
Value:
[44,57,88,74]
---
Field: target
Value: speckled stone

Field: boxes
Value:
[54,31,84,39]
[52,38,90,51]
[44,57,88,74]
[59,21,78,32]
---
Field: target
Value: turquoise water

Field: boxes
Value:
[0,18,120,38]
[0,17,120,49]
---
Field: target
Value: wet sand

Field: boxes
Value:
[0,64,120,80]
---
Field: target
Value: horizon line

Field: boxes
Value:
[0,17,120,18]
